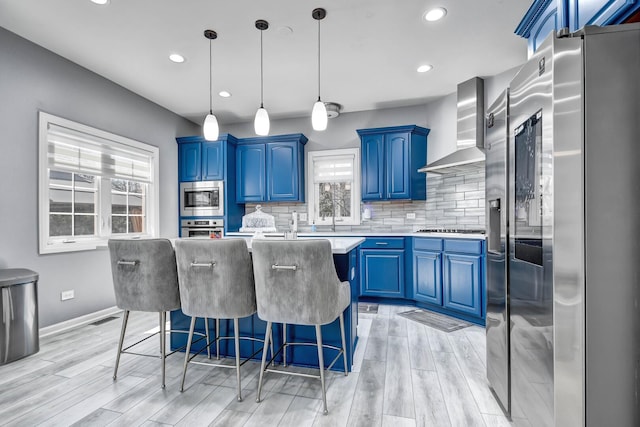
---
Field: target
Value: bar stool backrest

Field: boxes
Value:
[251,239,343,326]
[108,239,180,312]
[175,239,256,319]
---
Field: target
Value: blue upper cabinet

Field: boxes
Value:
[516,0,640,56]
[361,134,385,199]
[236,134,307,203]
[202,141,224,180]
[236,144,265,202]
[177,135,234,182]
[357,125,429,201]
[179,142,202,182]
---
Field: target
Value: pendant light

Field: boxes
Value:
[254,20,270,136]
[203,29,219,141]
[311,8,328,131]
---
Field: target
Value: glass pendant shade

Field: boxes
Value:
[254,107,270,136]
[203,113,219,141]
[312,100,328,131]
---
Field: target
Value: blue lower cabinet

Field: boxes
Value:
[443,253,483,317]
[360,249,404,298]
[413,250,442,305]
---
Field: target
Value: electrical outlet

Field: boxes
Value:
[299,212,308,222]
[61,290,75,301]
[406,212,416,220]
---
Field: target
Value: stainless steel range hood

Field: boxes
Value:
[418,77,485,174]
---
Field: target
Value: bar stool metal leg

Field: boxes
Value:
[205,317,211,359]
[339,313,348,376]
[283,323,287,367]
[181,316,197,392]
[215,318,220,360]
[234,318,242,401]
[113,310,130,380]
[256,321,272,403]
[160,311,167,389]
[315,324,328,415]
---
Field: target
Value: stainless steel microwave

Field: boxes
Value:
[180,181,224,217]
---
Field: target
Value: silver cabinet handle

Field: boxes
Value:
[272,264,297,271]
[375,242,388,245]
[117,260,138,266]
[190,261,216,268]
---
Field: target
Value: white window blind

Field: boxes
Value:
[312,155,354,183]
[47,123,153,182]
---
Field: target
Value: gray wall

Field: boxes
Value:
[0,27,199,327]
[227,67,519,232]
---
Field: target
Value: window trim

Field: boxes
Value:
[38,112,159,254]
[307,148,361,226]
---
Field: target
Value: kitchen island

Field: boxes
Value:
[170,236,364,372]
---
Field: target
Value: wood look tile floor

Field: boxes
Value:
[0,305,524,426]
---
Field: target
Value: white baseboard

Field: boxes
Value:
[39,306,122,338]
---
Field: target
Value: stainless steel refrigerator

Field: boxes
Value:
[486,23,640,427]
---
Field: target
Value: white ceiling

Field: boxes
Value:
[0,0,531,126]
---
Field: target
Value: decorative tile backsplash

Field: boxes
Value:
[244,168,485,233]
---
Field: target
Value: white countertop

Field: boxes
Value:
[177,236,365,254]
[226,231,486,240]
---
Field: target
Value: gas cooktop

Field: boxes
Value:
[416,228,485,234]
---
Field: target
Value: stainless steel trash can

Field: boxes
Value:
[0,268,39,365]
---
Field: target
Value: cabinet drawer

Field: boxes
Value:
[444,239,484,254]
[413,238,442,251]
[361,237,405,249]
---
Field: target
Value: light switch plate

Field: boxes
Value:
[406,212,416,220]
[61,290,75,301]
[299,212,308,222]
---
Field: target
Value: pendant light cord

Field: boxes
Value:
[317,17,321,102]
[209,38,213,115]
[260,29,264,108]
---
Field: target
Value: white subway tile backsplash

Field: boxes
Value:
[243,169,486,232]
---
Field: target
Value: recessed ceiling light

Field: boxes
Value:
[424,7,447,22]
[417,64,433,73]
[219,91,232,98]
[90,0,110,5]
[169,53,185,63]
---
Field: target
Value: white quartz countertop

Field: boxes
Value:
[226,231,486,240]
[178,236,365,254]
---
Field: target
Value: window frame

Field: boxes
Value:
[38,112,159,254]
[307,148,361,227]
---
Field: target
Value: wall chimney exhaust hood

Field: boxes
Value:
[418,77,485,174]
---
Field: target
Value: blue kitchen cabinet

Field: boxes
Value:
[359,238,405,298]
[236,144,265,202]
[236,134,307,203]
[357,125,429,201]
[177,137,224,182]
[516,0,640,56]
[442,239,484,318]
[413,238,443,306]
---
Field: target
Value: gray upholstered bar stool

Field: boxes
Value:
[251,239,350,415]
[175,238,265,401]
[108,238,210,389]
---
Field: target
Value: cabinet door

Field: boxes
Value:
[360,249,404,297]
[361,134,385,200]
[202,141,224,180]
[266,142,298,201]
[443,253,482,317]
[236,144,265,202]
[179,142,201,182]
[413,250,442,305]
[385,132,410,199]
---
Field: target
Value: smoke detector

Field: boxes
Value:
[325,102,342,118]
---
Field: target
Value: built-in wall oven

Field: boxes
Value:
[180,181,224,217]
[180,219,224,238]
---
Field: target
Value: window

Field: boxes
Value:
[307,148,361,226]
[39,112,159,254]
